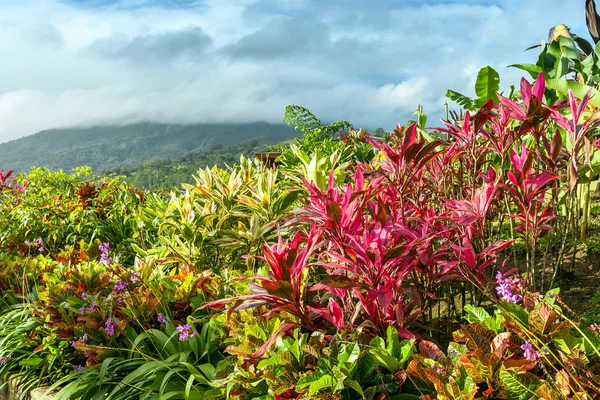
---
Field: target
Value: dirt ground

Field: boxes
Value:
[554,192,600,315]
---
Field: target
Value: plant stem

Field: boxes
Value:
[580,172,592,239]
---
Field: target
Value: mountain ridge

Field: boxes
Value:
[0,121,297,173]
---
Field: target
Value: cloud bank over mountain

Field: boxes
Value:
[0,0,589,142]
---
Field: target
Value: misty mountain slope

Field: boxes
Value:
[0,122,297,173]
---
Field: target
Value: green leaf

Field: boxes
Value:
[446,90,475,110]
[474,66,500,106]
[498,303,529,328]
[386,325,402,359]
[297,372,335,396]
[19,357,44,366]
[344,379,364,398]
[545,77,600,108]
[337,342,361,364]
[464,304,491,324]
[552,329,583,355]
[369,348,400,373]
[499,368,540,400]
[510,64,544,79]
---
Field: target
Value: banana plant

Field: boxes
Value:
[446,66,501,111]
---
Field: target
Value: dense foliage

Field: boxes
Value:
[3,7,600,400]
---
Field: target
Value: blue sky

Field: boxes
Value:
[0,0,591,142]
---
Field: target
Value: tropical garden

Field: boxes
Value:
[4,3,600,400]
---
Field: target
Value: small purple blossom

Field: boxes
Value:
[79,306,87,314]
[130,272,140,284]
[521,341,541,361]
[71,334,88,348]
[99,242,113,265]
[495,271,523,303]
[87,301,97,312]
[105,317,117,337]
[157,313,167,324]
[24,237,45,253]
[81,292,87,300]
[74,365,85,372]
[0,354,12,365]
[176,323,193,341]
[113,279,127,294]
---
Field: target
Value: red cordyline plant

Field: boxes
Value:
[295,153,509,335]
[366,123,442,213]
[202,226,323,356]
[550,89,600,240]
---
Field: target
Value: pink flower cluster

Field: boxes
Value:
[24,237,45,253]
[495,271,523,303]
[521,341,542,361]
[176,324,198,341]
[71,334,88,348]
[99,242,113,265]
[105,317,118,337]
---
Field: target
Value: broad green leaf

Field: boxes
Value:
[552,329,583,355]
[499,368,540,400]
[545,77,600,108]
[498,303,529,328]
[446,90,475,110]
[474,66,500,106]
[464,305,491,324]
[510,63,543,79]
[369,348,400,373]
[337,342,361,364]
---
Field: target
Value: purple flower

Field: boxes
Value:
[176,323,193,341]
[99,242,112,265]
[157,313,167,324]
[105,317,117,337]
[130,272,140,284]
[495,271,523,303]
[79,306,87,314]
[81,292,87,300]
[74,365,85,372]
[521,341,541,361]
[71,334,88,348]
[0,355,12,365]
[24,237,45,253]
[113,279,127,294]
[87,301,97,312]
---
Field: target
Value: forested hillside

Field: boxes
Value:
[108,139,272,189]
[0,122,296,172]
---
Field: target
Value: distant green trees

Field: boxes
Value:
[109,140,268,189]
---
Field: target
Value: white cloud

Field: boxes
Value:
[0,0,592,142]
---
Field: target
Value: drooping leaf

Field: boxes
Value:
[446,90,475,110]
